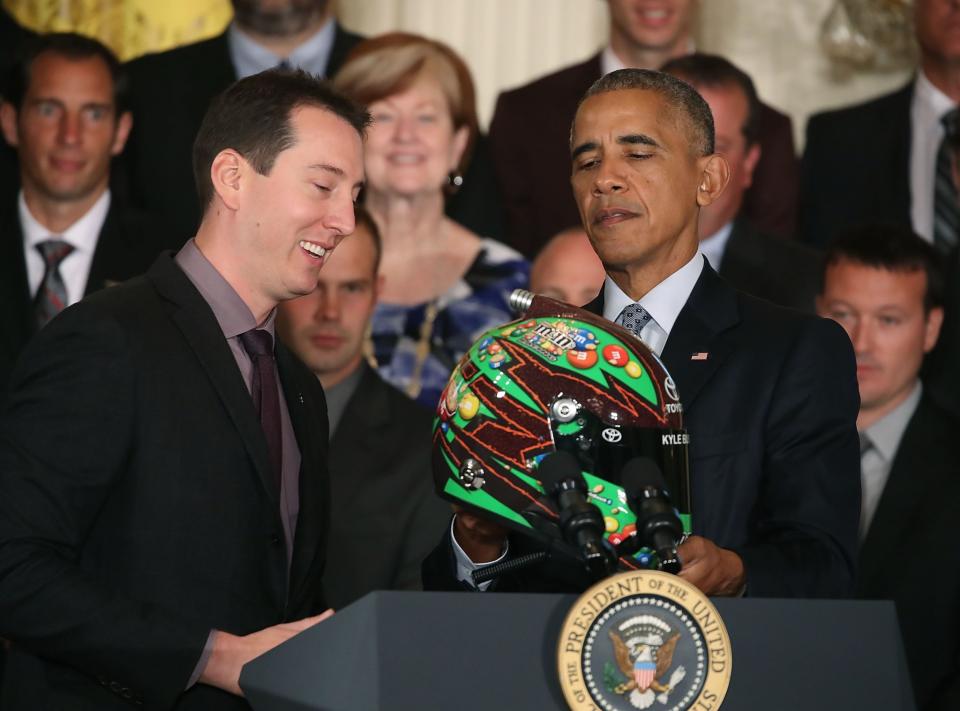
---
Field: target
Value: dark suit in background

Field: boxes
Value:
[0,9,32,89]
[0,254,331,710]
[121,26,503,243]
[924,249,960,415]
[121,24,362,242]
[426,264,860,598]
[0,197,170,399]
[718,218,822,312]
[799,83,913,248]
[488,54,800,258]
[323,364,449,610]
[856,394,960,711]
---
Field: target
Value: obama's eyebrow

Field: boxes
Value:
[618,133,661,149]
[571,133,662,160]
[571,140,598,161]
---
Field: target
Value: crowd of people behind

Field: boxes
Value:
[0,0,958,709]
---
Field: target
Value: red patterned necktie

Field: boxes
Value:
[34,239,75,328]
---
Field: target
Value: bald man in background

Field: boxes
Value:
[529,227,606,307]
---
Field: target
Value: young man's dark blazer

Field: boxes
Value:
[488,53,800,258]
[856,393,960,711]
[800,82,913,248]
[0,196,172,400]
[718,217,822,313]
[322,363,450,610]
[120,23,363,241]
[425,261,861,598]
[0,253,331,710]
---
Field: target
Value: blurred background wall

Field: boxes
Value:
[4,0,914,147]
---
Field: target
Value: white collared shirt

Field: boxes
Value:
[449,517,509,591]
[699,221,734,272]
[910,70,956,243]
[601,46,627,76]
[859,381,921,541]
[227,17,336,79]
[602,251,705,356]
[600,40,697,76]
[21,189,111,304]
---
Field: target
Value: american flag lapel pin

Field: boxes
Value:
[690,352,709,361]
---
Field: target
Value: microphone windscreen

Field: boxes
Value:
[620,457,666,494]
[536,450,583,488]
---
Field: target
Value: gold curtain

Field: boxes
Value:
[4,0,232,61]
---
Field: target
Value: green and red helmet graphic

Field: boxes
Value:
[432,296,691,570]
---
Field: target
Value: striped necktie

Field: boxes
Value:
[34,239,75,328]
[933,108,960,254]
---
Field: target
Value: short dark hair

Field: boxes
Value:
[192,68,371,210]
[353,205,383,274]
[822,223,945,312]
[575,68,715,155]
[660,53,762,146]
[5,32,127,113]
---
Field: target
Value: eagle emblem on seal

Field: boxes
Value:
[606,615,687,709]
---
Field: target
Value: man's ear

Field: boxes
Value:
[696,153,730,207]
[0,102,19,148]
[924,305,945,353]
[209,149,245,211]
[110,111,133,156]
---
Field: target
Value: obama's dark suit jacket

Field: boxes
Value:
[425,261,861,598]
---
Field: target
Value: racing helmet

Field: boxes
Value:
[432,291,691,569]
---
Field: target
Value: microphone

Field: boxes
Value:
[620,457,684,574]
[537,450,617,578]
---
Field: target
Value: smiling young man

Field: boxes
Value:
[442,69,861,599]
[0,33,169,399]
[0,69,368,710]
[817,225,959,710]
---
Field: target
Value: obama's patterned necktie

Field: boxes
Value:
[616,302,654,342]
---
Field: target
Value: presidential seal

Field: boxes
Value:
[557,571,731,711]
